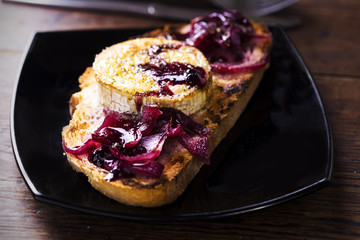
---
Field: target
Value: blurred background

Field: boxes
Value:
[3,0,300,20]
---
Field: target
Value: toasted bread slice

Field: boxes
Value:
[62,20,271,207]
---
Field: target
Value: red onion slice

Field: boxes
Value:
[177,131,210,164]
[160,108,211,136]
[130,161,164,179]
[62,139,101,157]
[137,105,162,136]
[211,54,268,74]
[109,132,167,162]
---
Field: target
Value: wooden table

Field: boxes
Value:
[1,0,359,239]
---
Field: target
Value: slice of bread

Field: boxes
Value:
[62,21,271,207]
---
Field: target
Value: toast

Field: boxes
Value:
[62,11,272,207]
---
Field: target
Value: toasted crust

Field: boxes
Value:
[62,22,271,207]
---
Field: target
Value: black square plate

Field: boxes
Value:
[11,26,333,221]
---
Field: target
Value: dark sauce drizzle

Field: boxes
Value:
[136,43,207,100]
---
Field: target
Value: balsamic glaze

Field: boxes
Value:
[137,44,207,97]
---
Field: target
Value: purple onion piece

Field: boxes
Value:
[95,110,136,134]
[160,108,211,136]
[177,131,210,164]
[211,54,268,74]
[109,132,167,162]
[137,105,162,136]
[167,123,182,137]
[131,161,164,179]
[62,139,101,157]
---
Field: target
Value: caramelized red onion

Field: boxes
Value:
[166,10,271,75]
[110,132,167,162]
[63,105,211,180]
[211,54,269,74]
[62,139,101,157]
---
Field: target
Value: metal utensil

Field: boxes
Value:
[4,0,299,20]
[211,0,300,17]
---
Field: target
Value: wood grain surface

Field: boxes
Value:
[1,0,359,239]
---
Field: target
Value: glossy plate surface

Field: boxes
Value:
[11,26,333,221]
